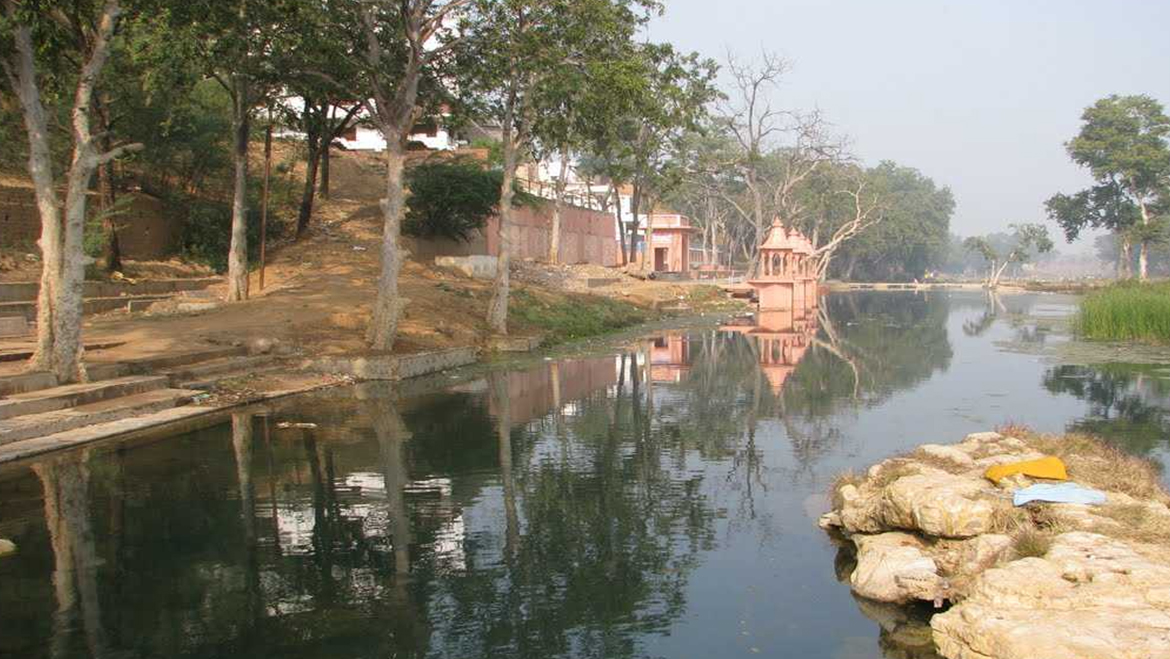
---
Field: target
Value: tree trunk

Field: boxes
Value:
[225,75,251,302]
[611,181,626,264]
[644,195,656,272]
[8,3,130,383]
[368,139,408,351]
[1119,235,1133,278]
[1135,199,1153,280]
[842,251,859,281]
[94,93,122,273]
[627,182,641,268]
[487,136,517,333]
[487,80,525,335]
[259,122,272,291]
[8,19,67,376]
[747,170,765,276]
[296,115,321,240]
[320,140,331,199]
[319,105,333,200]
[547,144,570,264]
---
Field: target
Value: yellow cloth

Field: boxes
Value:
[984,456,1068,484]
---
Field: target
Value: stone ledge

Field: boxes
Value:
[485,334,544,353]
[304,347,478,381]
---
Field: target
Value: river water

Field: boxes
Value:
[2,291,1169,659]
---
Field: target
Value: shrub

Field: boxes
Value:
[403,159,535,242]
[1075,280,1170,343]
[179,198,285,272]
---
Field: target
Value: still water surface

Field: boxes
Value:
[2,291,1169,659]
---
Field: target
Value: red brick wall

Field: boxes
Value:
[408,201,620,267]
[484,203,620,266]
[0,185,180,259]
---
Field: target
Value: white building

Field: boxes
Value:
[273,96,460,152]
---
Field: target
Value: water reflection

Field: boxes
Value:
[36,452,108,659]
[1,291,1167,659]
[1044,363,1170,456]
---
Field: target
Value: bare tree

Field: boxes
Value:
[809,175,884,279]
[2,0,143,382]
[718,51,845,274]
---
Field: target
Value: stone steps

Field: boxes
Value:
[0,277,221,304]
[0,387,201,446]
[0,294,174,321]
[0,345,248,397]
[0,340,126,363]
[163,354,278,382]
[86,346,249,381]
[0,315,28,339]
[0,374,168,420]
[0,405,216,464]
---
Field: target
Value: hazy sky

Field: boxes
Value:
[648,0,1170,251]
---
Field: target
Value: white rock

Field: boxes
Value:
[882,470,1004,538]
[0,539,15,557]
[932,532,1170,659]
[918,444,975,468]
[850,532,944,604]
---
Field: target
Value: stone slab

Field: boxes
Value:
[0,316,28,338]
[0,371,57,397]
[305,347,478,381]
[486,335,544,352]
[0,388,199,445]
[0,375,168,420]
[0,278,220,303]
[434,255,498,279]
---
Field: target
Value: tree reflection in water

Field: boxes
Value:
[1043,363,1170,456]
[35,452,108,659]
[0,291,965,659]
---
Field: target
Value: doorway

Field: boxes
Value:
[654,247,668,272]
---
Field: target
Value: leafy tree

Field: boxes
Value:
[169,0,293,302]
[1064,95,1170,279]
[460,0,657,334]
[402,159,532,241]
[1,0,144,382]
[350,0,469,351]
[1045,182,1140,277]
[963,223,1053,288]
[830,162,954,281]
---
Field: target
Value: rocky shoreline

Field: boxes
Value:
[820,430,1170,659]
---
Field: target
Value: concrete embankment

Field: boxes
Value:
[821,430,1170,659]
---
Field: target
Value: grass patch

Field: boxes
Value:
[1094,503,1170,545]
[1075,280,1170,343]
[1011,526,1054,558]
[509,288,651,344]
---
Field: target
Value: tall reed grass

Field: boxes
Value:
[1075,281,1170,343]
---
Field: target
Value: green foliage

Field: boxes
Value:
[962,223,1053,283]
[403,160,535,241]
[1076,281,1170,343]
[1067,95,1170,191]
[509,289,649,344]
[829,161,954,281]
[178,190,288,272]
[1054,94,1170,275]
[468,137,504,167]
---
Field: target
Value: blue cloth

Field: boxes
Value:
[1013,482,1107,507]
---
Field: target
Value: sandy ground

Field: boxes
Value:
[1,150,721,378]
